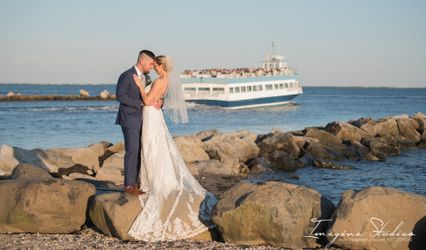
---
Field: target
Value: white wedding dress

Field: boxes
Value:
[128,104,217,241]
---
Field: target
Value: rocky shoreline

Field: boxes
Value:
[1,113,426,249]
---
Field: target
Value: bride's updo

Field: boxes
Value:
[155,55,173,73]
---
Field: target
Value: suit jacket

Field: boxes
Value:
[115,67,143,128]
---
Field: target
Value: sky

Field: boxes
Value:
[0,0,425,87]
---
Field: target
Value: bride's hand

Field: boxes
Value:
[133,74,143,88]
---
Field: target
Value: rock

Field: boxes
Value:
[0,163,96,233]
[96,152,124,186]
[99,90,110,99]
[268,151,304,171]
[174,136,210,164]
[6,92,15,97]
[202,131,260,175]
[212,181,335,248]
[257,132,300,159]
[89,192,142,240]
[395,117,421,146]
[190,160,234,176]
[89,192,216,241]
[360,118,399,137]
[44,144,101,173]
[303,139,347,161]
[347,140,371,160]
[312,160,352,170]
[328,186,426,250]
[413,112,426,132]
[79,89,90,97]
[325,121,370,141]
[0,144,102,176]
[304,127,342,145]
[0,145,20,176]
[244,157,274,174]
[361,136,400,158]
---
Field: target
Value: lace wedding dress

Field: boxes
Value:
[128,105,217,241]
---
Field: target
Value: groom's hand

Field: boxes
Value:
[153,99,163,110]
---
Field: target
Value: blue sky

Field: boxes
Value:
[0,0,425,87]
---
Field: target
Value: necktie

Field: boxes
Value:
[144,73,152,87]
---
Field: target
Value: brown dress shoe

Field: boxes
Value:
[124,185,145,196]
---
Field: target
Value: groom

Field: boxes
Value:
[115,49,161,196]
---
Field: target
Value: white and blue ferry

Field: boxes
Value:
[180,44,302,109]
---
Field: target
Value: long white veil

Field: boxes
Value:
[163,62,189,124]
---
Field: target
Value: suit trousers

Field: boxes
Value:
[121,126,142,187]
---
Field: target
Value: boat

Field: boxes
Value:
[180,43,303,109]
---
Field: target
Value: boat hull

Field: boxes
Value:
[187,94,299,109]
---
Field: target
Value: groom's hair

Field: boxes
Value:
[138,50,155,63]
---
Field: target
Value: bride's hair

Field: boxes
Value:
[155,55,173,73]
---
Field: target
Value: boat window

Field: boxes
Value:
[198,87,210,93]
[184,87,196,93]
[285,83,289,88]
[213,87,225,94]
[241,86,246,92]
[229,87,234,93]
[274,84,279,89]
[265,84,273,90]
[253,85,258,91]
[258,85,263,91]
[247,86,252,92]
[290,83,294,88]
[235,87,240,93]
[279,83,284,89]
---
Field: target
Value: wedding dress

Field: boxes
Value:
[128,104,217,241]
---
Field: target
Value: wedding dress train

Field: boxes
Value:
[128,106,217,241]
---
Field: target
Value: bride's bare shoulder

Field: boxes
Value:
[153,78,168,87]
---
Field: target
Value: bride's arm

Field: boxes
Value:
[133,74,167,106]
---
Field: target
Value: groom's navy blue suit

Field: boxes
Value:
[115,67,143,187]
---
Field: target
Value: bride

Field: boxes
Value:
[127,55,217,241]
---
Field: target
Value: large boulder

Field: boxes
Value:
[395,117,421,146]
[328,187,426,250]
[45,144,101,173]
[361,136,401,158]
[174,136,210,164]
[325,121,370,142]
[0,144,20,176]
[212,181,335,248]
[257,132,300,159]
[202,131,259,175]
[0,144,102,176]
[304,127,342,145]
[360,118,399,137]
[89,192,142,240]
[204,131,259,163]
[268,151,304,171]
[0,164,95,233]
[89,192,217,241]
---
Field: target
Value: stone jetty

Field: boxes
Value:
[0,89,116,101]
